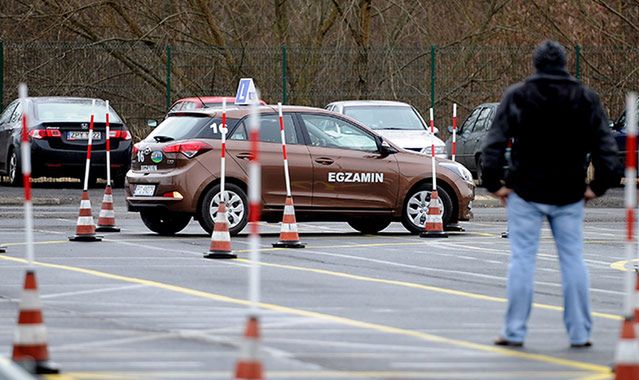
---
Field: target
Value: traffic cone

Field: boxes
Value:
[12,270,59,374]
[272,196,306,248]
[613,317,639,379]
[96,185,120,232]
[204,202,237,259]
[234,315,263,380]
[420,190,448,238]
[69,190,102,241]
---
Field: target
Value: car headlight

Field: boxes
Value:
[439,162,473,183]
[420,146,447,155]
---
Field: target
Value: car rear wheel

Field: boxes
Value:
[197,183,248,237]
[140,211,191,236]
[348,218,392,234]
[401,183,453,234]
[7,148,21,186]
[475,155,484,187]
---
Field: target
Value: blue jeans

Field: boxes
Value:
[502,192,592,345]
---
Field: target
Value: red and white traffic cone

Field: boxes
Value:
[69,190,102,241]
[234,315,263,380]
[96,185,120,232]
[420,190,448,238]
[614,317,639,379]
[12,270,59,374]
[272,196,305,248]
[204,202,237,259]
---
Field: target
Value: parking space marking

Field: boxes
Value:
[2,239,69,247]
[610,258,639,272]
[43,370,598,379]
[0,254,612,373]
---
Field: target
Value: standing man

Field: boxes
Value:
[481,40,620,348]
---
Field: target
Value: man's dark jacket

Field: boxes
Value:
[481,69,620,205]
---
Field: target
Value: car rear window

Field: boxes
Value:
[343,105,426,131]
[34,100,122,123]
[146,115,239,142]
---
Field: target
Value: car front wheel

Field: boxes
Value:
[197,183,248,236]
[140,211,191,236]
[7,148,21,186]
[401,183,453,234]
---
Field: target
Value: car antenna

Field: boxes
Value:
[195,94,208,109]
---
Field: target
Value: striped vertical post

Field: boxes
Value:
[420,107,448,238]
[70,99,101,241]
[105,101,111,186]
[96,100,120,233]
[452,103,457,162]
[12,83,60,374]
[234,90,264,380]
[19,84,33,266]
[204,98,236,259]
[272,102,305,248]
[614,92,639,378]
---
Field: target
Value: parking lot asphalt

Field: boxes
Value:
[0,184,629,379]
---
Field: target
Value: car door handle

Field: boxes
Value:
[236,152,253,160]
[314,157,334,165]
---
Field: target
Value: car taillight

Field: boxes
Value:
[110,130,132,140]
[132,143,140,156]
[29,129,61,139]
[163,141,212,158]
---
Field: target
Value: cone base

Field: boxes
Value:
[204,250,237,259]
[445,224,465,232]
[15,359,60,375]
[272,241,306,248]
[96,226,121,232]
[420,231,449,238]
[501,232,509,239]
[0,245,6,253]
[68,235,103,242]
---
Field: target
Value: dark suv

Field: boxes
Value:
[0,97,132,186]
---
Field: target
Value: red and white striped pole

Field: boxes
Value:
[69,99,101,241]
[96,100,120,232]
[272,102,305,249]
[451,103,457,162]
[19,84,34,266]
[204,98,235,259]
[105,101,111,186]
[613,92,639,378]
[234,90,264,380]
[83,100,96,192]
[13,83,60,374]
[420,107,448,238]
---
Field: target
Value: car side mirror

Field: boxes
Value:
[379,139,397,156]
[433,127,439,136]
[447,125,454,133]
[146,119,158,129]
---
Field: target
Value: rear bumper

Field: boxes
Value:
[30,140,132,178]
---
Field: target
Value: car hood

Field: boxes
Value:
[375,129,444,149]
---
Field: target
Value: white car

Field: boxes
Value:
[325,100,447,158]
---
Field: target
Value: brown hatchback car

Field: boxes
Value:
[125,106,474,236]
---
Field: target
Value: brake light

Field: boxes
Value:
[29,129,61,139]
[163,141,212,158]
[109,130,132,140]
[132,143,140,156]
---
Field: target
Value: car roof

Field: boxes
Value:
[168,105,339,119]
[174,96,267,105]
[477,102,499,108]
[327,100,412,107]
[25,97,104,103]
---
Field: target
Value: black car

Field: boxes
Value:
[445,102,499,181]
[609,103,637,181]
[0,97,132,186]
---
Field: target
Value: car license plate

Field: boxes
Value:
[133,185,155,196]
[67,131,101,140]
[140,165,157,172]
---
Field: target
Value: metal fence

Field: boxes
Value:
[1,41,637,140]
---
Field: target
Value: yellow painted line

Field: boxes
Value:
[610,258,639,272]
[44,374,79,380]
[50,370,595,379]
[577,372,614,380]
[233,259,622,321]
[0,255,610,373]
[3,240,69,247]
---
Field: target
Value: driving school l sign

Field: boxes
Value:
[235,78,258,105]
[328,172,384,183]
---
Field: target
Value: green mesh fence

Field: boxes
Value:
[1,42,637,141]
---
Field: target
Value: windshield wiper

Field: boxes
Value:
[153,135,175,143]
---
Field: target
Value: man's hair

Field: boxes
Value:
[533,40,567,71]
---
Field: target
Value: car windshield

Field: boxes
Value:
[343,105,426,131]
[35,100,122,123]
[146,115,238,141]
